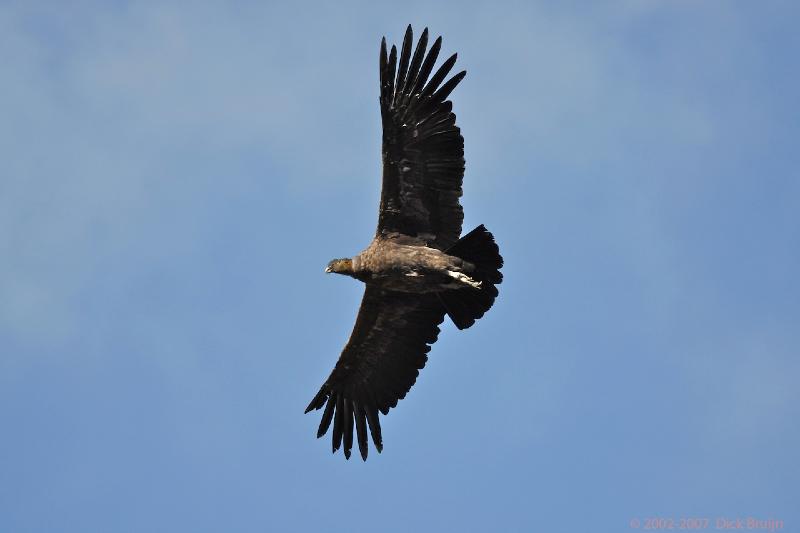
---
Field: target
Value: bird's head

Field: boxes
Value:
[325,258,354,275]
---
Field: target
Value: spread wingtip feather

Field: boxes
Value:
[331,394,344,453]
[316,394,336,438]
[343,399,354,459]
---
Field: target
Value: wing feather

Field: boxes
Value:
[316,395,335,438]
[365,404,383,452]
[342,399,354,459]
[411,36,441,97]
[399,27,428,105]
[332,393,344,453]
[354,401,369,460]
[393,25,414,105]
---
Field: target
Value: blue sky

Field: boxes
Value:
[1,1,798,532]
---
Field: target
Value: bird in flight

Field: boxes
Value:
[305,25,503,460]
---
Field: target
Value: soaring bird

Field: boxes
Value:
[305,25,503,460]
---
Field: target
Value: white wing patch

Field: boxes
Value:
[446,270,482,289]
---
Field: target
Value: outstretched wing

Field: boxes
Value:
[377,25,466,250]
[305,285,445,460]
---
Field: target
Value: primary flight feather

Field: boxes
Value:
[305,25,503,460]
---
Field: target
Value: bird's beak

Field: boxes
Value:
[325,266,332,273]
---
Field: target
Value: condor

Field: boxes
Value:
[305,26,503,460]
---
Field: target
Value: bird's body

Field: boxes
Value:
[331,234,475,293]
[306,26,503,460]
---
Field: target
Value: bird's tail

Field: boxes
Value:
[438,224,503,330]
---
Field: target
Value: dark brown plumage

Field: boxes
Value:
[305,26,503,461]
